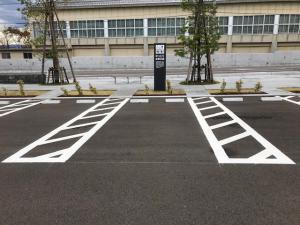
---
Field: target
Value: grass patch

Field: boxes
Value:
[135,89,186,96]
[281,87,300,93]
[180,80,220,85]
[209,88,266,95]
[0,90,49,97]
[62,90,114,97]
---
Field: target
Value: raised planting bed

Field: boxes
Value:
[208,89,266,95]
[281,87,300,94]
[134,89,186,96]
[0,90,49,98]
[60,90,114,97]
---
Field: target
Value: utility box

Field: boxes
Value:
[154,43,166,91]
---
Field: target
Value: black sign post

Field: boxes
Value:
[154,43,166,91]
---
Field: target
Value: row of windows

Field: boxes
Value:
[279,14,300,33]
[108,19,144,37]
[232,15,274,34]
[33,14,300,39]
[218,14,300,35]
[148,18,185,36]
[70,20,104,38]
[1,52,32,59]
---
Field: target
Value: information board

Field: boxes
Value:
[154,43,166,91]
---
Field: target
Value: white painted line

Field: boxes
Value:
[0,100,43,118]
[210,120,236,130]
[76,99,96,104]
[42,100,61,104]
[130,99,149,103]
[188,97,295,164]
[3,98,129,163]
[0,101,10,105]
[279,96,300,106]
[261,97,282,102]
[92,106,116,112]
[219,132,250,146]
[204,112,226,119]
[195,100,212,105]
[199,105,219,111]
[165,98,185,103]
[102,101,123,106]
[80,113,109,120]
[223,97,244,102]
[63,121,99,130]
[42,133,86,145]
[193,97,208,101]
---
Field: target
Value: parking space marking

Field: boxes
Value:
[76,99,96,104]
[261,97,282,102]
[0,99,43,118]
[165,98,185,103]
[2,98,129,163]
[0,101,10,105]
[188,97,295,164]
[280,96,300,105]
[130,99,149,103]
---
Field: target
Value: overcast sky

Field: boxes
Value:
[0,0,24,27]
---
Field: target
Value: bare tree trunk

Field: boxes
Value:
[186,52,193,82]
[207,52,213,82]
[48,0,60,83]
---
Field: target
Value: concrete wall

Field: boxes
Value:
[1,52,300,71]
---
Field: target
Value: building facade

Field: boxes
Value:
[1,0,300,59]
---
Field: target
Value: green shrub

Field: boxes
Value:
[166,80,173,94]
[1,87,7,96]
[220,80,227,94]
[145,84,150,95]
[17,80,25,96]
[75,82,83,96]
[89,83,97,94]
[61,87,69,96]
[254,82,263,93]
[236,79,243,93]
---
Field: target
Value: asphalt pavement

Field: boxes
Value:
[0,97,299,225]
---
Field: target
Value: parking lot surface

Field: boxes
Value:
[0,97,299,225]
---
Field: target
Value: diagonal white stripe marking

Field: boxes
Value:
[63,121,99,130]
[195,100,212,105]
[219,132,250,146]
[193,97,208,101]
[188,97,295,165]
[80,113,109,120]
[92,107,116,112]
[2,98,129,163]
[204,112,226,119]
[0,100,43,118]
[42,133,86,145]
[211,120,236,130]
[199,105,218,111]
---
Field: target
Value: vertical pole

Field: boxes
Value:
[41,9,49,83]
[54,9,77,82]
[48,0,60,83]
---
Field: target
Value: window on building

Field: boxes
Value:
[218,17,228,35]
[70,20,104,38]
[279,14,300,34]
[53,21,67,38]
[148,17,185,37]
[233,15,274,35]
[23,52,33,59]
[108,19,144,37]
[1,53,11,59]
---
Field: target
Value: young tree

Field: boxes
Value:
[18,0,75,84]
[175,0,220,84]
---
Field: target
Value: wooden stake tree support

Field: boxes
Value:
[41,0,76,84]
